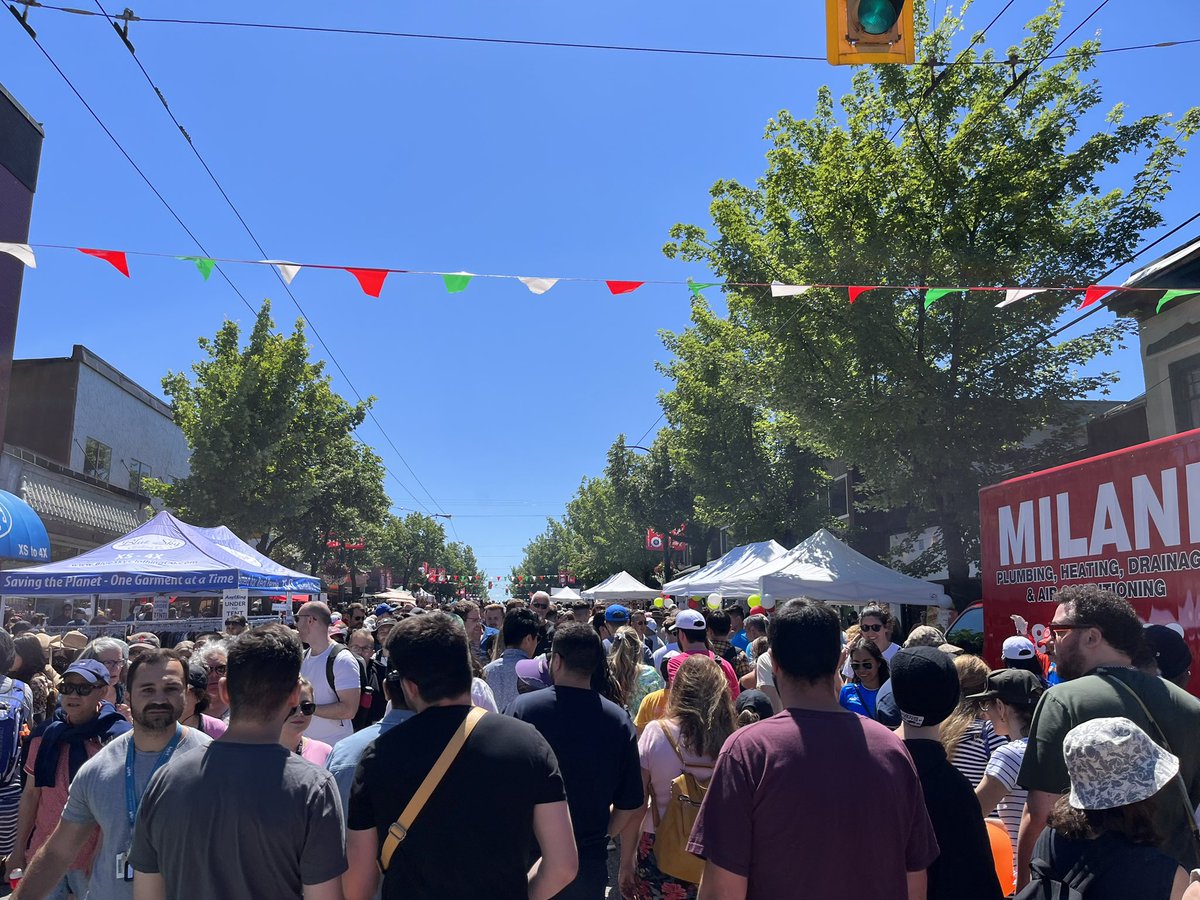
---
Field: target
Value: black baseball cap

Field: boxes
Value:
[890,647,960,728]
[965,668,1044,708]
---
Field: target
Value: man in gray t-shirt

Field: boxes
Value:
[12,651,210,900]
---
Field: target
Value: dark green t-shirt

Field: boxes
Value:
[1019,666,1200,869]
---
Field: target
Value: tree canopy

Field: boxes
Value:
[661,1,1198,600]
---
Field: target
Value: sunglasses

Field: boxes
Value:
[295,700,316,716]
[205,664,227,676]
[859,623,883,632]
[849,661,875,670]
[1050,623,1092,640]
[60,682,101,696]
[532,603,549,610]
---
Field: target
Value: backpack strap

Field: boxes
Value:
[379,707,485,872]
[1095,670,1200,860]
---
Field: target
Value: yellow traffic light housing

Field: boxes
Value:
[826,0,915,66]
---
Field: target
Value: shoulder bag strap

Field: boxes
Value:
[379,706,486,873]
[1096,670,1200,857]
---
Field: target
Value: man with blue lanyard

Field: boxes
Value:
[12,649,210,900]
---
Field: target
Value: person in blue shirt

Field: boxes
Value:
[839,636,889,719]
[326,627,416,810]
[728,604,750,653]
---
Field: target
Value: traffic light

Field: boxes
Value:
[826,0,915,66]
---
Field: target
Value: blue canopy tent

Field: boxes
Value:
[0,510,319,597]
[0,489,51,563]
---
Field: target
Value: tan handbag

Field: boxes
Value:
[378,706,487,872]
[649,724,713,884]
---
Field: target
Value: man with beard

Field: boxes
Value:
[1016,585,1200,889]
[11,650,210,900]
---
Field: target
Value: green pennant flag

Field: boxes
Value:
[923,288,956,310]
[179,256,215,280]
[443,273,472,293]
[1156,289,1200,314]
[688,280,720,298]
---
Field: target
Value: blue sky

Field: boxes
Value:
[2,1,1197,590]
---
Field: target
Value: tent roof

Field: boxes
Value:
[662,540,787,597]
[0,510,321,597]
[581,571,661,601]
[756,529,949,608]
[550,586,583,602]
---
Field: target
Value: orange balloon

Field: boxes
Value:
[986,819,1014,896]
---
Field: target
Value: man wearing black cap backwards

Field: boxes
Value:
[892,647,1004,900]
[688,599,937,900]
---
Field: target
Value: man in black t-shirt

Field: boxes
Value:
[508,623,644,900]
[344,612,578,900]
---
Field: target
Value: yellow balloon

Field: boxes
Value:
[748,594,762,605]
[653,596,665,608]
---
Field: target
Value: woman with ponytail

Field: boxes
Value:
[609,626,665,718]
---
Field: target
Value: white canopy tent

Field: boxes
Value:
[756,529,950,608]
[662,540,787,597]
[581,571,661,602]
[550,586,583,602]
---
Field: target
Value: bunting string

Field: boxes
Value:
[0,242,1192,313]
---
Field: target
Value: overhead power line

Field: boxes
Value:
[9,12,447,518]
[6,1,1198,65]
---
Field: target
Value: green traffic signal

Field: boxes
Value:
[857,0,902,35]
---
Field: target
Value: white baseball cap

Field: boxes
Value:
[1002,636,1036,660]
[670,609,706,631]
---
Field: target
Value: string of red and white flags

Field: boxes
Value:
[1,242,1196,313]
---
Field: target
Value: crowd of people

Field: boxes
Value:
[0,584,1193,899]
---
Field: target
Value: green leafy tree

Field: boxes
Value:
[660,299,830,546]
[367,512,448,588]
[149,301,387,563]
[663,1,1198,603]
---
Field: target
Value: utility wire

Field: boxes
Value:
[6,1,1197,65]
[83,0,449,518]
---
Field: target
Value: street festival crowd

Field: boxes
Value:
[0,587,1192,898]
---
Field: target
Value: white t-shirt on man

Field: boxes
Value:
[301,644,361,746]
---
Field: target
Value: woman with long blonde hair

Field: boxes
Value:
[619,654,735,900]
[609,626,664,718]
[941,654,1006,787]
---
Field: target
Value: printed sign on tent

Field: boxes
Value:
[222,588,249,621]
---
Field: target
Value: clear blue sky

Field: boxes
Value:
[2,1,1197,590]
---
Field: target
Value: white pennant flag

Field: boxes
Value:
[0,243,36,268]
[771,282,810,297]
[261,260,301,285]
[996,288,1046,308]
[519,277,559,295]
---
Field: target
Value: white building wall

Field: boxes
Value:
[1138,299,1200,440]
[67,364,190,490]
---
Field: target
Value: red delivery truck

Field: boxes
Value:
[979,427,1200,695]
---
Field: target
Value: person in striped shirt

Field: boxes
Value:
[967,669,1045,880]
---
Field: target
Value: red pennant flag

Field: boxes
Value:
[1078,285,1121,310]
[78,248,129,277]
[345,268,388,298]
[606,280,644,295]
[848,286,873,304]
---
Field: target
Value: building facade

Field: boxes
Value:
[0,345,189,562]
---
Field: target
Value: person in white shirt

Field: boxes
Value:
[296,601,361,747]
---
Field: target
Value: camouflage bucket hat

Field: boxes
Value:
[1064,716,1179,810]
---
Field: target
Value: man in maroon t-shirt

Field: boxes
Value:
[688,599,937,900]
[665,610,741,700]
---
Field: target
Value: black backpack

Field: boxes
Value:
[318,645,373,732]
[1015,834,1119,900]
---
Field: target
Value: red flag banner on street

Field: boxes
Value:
[1078,285,1121,310]
[78,248,129,277]
[345,267,388,297]
[606,280,644,295]
[847,286,873,304]
[646,529,665,551]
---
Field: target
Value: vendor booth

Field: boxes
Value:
[757,529,950,608]
[0,510,319,634]
[662,540,787,598]
[581,571,661,602]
